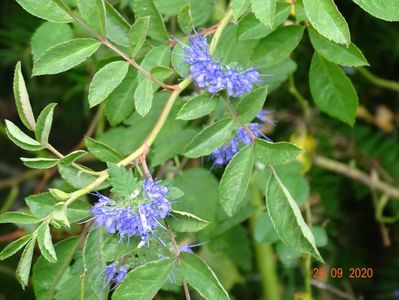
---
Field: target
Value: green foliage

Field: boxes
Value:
[78,0,106,36]
[35,103,57,146]
[177,94,218,120]
[254,139,302,165]
[250,0,276,28]
[167,210,210,232]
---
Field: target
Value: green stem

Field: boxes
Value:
[288,74,311,120]
[358,67,399,92]
[249,182,280,300]
[302,201,313,298]
[1,186,19,212]
[209,9,233,54]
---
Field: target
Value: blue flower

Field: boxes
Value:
[183,35,261,97]
[104,263,127,286]
[90,179,171,247]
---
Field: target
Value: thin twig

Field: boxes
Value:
[311,279,357,300]
[358,67,399,92]
[313,155,399,199]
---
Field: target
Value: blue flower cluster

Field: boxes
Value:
[210,110,275,167]
[105,263,127,286]
[183,35,261,97]
[91,179,171,247]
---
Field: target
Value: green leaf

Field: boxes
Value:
[26,192,90,223]
[220,145,254,217]
[252,25,304,67]
[177,94,217,120]
[309,53,358,126]
[303,0,350,45]
[37,223,57,263]
[236,87,268,123]
[151,128,198,167]
[33,237,80,300]
[138,45,170,82]
[308,27,368,67]
[250,0,276,27]
[0,235,32,261]
[265,168,323,261]
[351,0,399,22]
[62,150,87,165]
[16,234,37,289]
[58,164,110,190]
[105,68,137,126]
[105,2,130,47]
[107,163,137,197]
[131,0,169,41]
[85,137,123,163]
[128,17,150,57]
[13,62,36,131]
[78,0,106,36]
[0,212,41,224]
[177,4,193,34]
[33,38,101,76]
[5,120,43,151]
[82,229,108,299]
[89,61,130,108]
[254,139,302,165]
[231,0,250,20]
[35,103,57,146]
[184,119,235,158]
[31,22,74,61]
[171,40,189,77]
[134,79,154,117]
[102,235,139,262]
[253,212,279,244]
[113,258,175,300]
[16,0,73,23]
[181,253,230,300]
[20,157,59,169]
[237,3,290,40]
[312,226,328,247]
[167,210,210,232]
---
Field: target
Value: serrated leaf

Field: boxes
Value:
[107,163,137,197]
[33,38,101,76]
[35,103,57,146]
[177,94,217,120]
[184,119,235,158]
[265,168,323,262]
[237,3,290,41]
[16,234,37,289]
[220,145,254,217]
[0,235,32,261]
[5,120,43,151]
[78,0,106,36]
[303,0,350,45]
[128,17,150,57]
[33,237,80,300]
[250,0,276,27]
[308,27,368,67]
[236,87,268,123]
[0,212,41,224]
[309,53,358,126]
[31,22,74,61]
[105,68,137,126]
[134,79,154,117]
[181,253,230,300]
[252,25,304,67]
[231,0,250,20]
[21,157,59,169]
[85,137,123,163]
[351,0,399,22]
[105,2,130,47]
[131,0,169,41]
[150,66,173,81]
[177,4,193,34]
[113,258,175,300]
[37,223,57,263]
[13,62,36,131]
[138,45,170,82]
[16,0,73,23]
[254,139,302,165]
[171,41,189,77]
[89,61,130,108]
[167,210,210,232]
[82,229,108,299]
[62,150,87,165]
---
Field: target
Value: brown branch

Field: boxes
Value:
[313,155,399,199]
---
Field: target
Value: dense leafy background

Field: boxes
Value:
[0,0,399,299]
